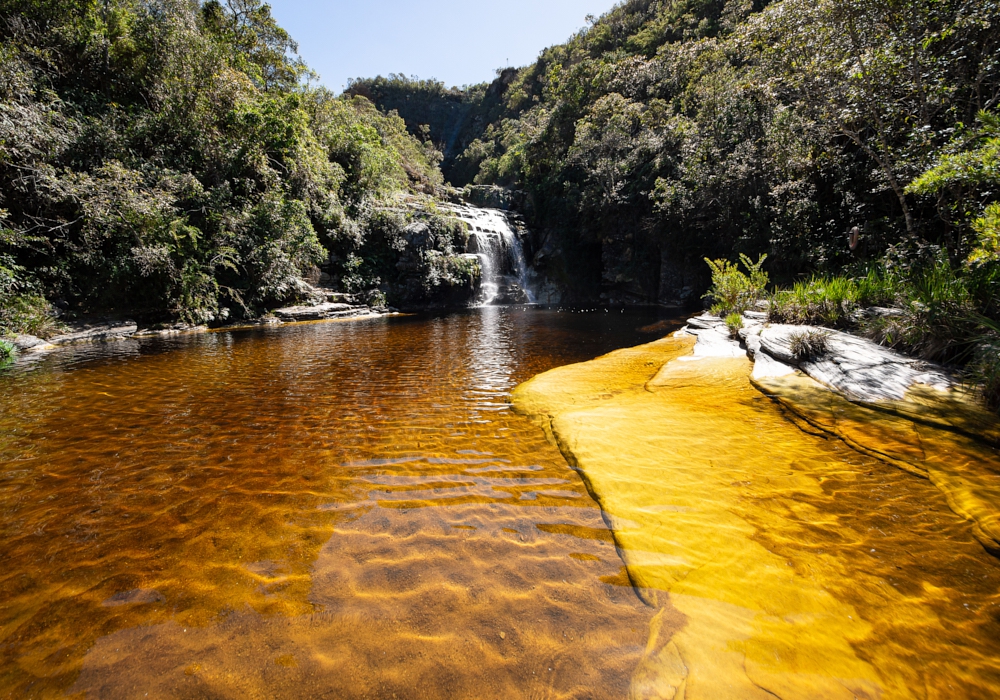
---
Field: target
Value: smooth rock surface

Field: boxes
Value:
[513,335,1000,699]
[751,351,796,380]
[272,303,357,321]
[758,324,954,402]
[49,323,138,345]
[685,314,722,330]
[13,335,47,350]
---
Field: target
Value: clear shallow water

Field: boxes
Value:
[0,307,684,698]
[515,338,1000,699]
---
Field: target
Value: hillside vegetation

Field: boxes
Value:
[359,0,1000,404]
[0,0,468,333]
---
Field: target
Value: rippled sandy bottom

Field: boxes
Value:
[514,336,1000,699]
[72,503,653,699]
[0,308,678,699]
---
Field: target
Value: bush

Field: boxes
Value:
[704,254,768,315]
[971,340,1000,410]
[0,294,61,338]
[788,329,831,360]
[724,312,743,338]
[863,257,978,362]
[0,337,14,365]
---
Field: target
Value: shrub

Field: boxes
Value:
[971,340,1000,412]
[0,294,62,338]
[863,257,977,362]
[788,329,831,360]
[704,254,768,315]
[0,338,14,365]
[969,203,1000,266]
[724,312,743,338]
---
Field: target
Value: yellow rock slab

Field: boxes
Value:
[513,335,1000,699]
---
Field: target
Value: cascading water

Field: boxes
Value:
[444,204,534,305]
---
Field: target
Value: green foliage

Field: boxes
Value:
[0,0,451,323]
[969,318,1000,412]
[768,272,897,327]
[346,74,498,185]
[768,257,1000,390]
[865,257,983,362]
[704,254,768,315]
[0,294,61,338]
[907,112,1000,197]
[361,0,994,300]
[969,203,1000,266]
[724,311,743,338]
[0,337,13,366]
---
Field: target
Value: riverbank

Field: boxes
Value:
[511,319,1000,698]
[2,292,398,360]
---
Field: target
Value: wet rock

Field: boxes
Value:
[13,335,47,351]
[134,324,208,338]
[493,284,529,305]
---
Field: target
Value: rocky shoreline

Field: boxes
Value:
[5,285,396,359]
[512,321,1000,698]
[678,312,1000,553]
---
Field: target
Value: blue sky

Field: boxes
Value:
[266,0,621,93]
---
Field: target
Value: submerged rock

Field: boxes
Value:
[754,371,1000,555]
[101,588,165,607]
[513,332,1000,698]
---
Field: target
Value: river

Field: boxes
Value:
[1,308,998,698]
[0,307,678,698]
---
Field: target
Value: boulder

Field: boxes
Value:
[272,303,357,321]
[686,314,722,330]
[13,335,47,350]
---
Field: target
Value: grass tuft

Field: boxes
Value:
[788,329,831,360]
[724,312,743,338]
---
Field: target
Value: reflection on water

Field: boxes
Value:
[0,307,681,698]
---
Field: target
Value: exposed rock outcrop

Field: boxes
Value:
[676,311,1000,555]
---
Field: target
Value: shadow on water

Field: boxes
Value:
[0,306,684,698]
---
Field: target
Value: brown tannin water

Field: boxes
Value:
[0,307,682,699]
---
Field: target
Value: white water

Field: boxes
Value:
[444,205,534,305]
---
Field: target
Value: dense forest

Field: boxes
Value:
[353,0,1000,402]
[0,0,477,335]
[2,0,1000,401]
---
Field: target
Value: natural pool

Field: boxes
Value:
[0,307,679,698]
[1,308,999,698]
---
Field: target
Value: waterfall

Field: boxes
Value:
[444,204,534,305]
